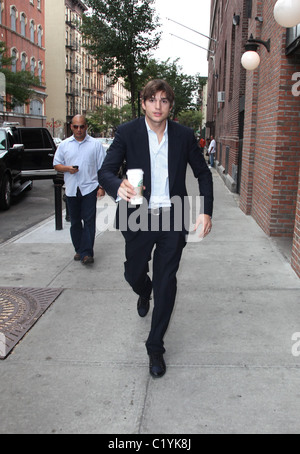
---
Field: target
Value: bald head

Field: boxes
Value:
[70,115,88,141]
[72,115,87,125]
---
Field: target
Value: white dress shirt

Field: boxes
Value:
[53,134,106,197]
[145,119,171,209]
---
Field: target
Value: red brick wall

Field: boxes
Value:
[1,0,45,73]
[0,0,46,122]
[291,167,300,277]
[208,0,248,176]
[239,0,300,275]
[208,0,300,277]
[244,1,300,237]
[239,66,259,215]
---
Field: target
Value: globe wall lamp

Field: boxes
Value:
[274,0,300,28]
[241,34,271,71]
[241,1,300,71]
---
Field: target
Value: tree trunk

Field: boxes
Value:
[131,85,136,119]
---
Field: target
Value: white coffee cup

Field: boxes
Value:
[127,169,144,205]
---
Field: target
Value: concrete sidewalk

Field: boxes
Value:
[0,168,299,434]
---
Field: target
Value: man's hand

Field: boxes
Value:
[194,214,212,238]
[69,166,79,174]
[117,179,137,202]
[54,164,79,175]
[97,187,105,199]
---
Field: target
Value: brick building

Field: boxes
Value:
[0,0,47,126]
[207,0,300,277]
[45,0,130,139]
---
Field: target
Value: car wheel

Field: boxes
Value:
[0,174,12,210]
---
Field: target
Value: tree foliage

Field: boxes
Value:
[87,104,132,136]
[81,0,161,118]
[0,41,41,109]
[177,110,203,132]
[87,57,206,134]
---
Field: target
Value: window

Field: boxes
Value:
[21,53,27,71]
[0,130,6,148]
[30,57,36,75]
[11,6,17,32]
[41,130,53,148]
[246,0,252,18]
[37,25,43,47]
[29,100,43,116]
[37,0,41,10]
[11,49,17,73]
[20,13,26,37]
[30,20,35,43]
[286,24,300,55]
[229,25,236,102]
[38,61,43,84]
[13,103,25,114]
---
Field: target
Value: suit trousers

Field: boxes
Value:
[67,187,98,260]
[122,211,187,354]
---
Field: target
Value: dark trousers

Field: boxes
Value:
[67,188,98,260]
[122,213,187,354]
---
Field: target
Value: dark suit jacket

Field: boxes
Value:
[98,117,213,232]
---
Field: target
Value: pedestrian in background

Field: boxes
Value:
[199,137,206,154]
[53,115,106,265]
[98,80,213,378]
[208,135,216,168]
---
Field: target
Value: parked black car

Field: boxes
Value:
[0,124,62,210]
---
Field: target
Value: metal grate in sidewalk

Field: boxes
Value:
[0,287,63,359]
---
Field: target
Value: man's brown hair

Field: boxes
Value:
[141,79,175,106]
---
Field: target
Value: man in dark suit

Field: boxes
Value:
[98,80,213,378]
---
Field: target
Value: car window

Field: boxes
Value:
[7,133,14,149]
[42,129,54,148]
[0,130,6,150]
[19,129,44,149]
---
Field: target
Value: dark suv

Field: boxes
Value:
[0,124,62,210]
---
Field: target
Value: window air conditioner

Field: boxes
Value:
[218,91,225,102]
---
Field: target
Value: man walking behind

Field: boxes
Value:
[54,115,106,265]
[208,135,216,168]
[98,80,213,378]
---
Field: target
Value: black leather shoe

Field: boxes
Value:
[137,295,151,317]
[149,353,166,378]
[81,256,94,265]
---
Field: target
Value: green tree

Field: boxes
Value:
[87,103,132,136]
[177,110,203,133]
[0,41,41,109]
[81,0,161,119]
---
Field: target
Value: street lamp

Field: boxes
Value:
[274,0,300,28]
[241,51,261,71]
[241,34,271,71]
